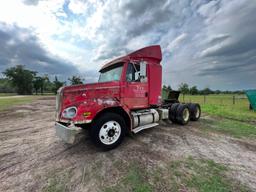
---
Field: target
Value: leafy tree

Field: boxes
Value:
[52,76,65,94]
[190,86,198,95]
[0,78,15,93]
[33,75,49,95]
[163,85,172,90]
[178,83,189,94]
[68,75,84,85]
[3,65,36,95]
[215,90,221,94]
[201,87,213,95]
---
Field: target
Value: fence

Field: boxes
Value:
[181,94,250,107]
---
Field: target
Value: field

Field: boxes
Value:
[0,95,255,192]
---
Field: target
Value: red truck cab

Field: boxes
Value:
[55,45,201,150]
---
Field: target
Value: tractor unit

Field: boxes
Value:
[55,45,201,150]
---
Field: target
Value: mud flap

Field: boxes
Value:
[55,122,82,144]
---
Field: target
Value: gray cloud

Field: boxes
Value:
[93,0,192,61]
[197,0,256,81]
[3,0,256,90]
[22,0,42,6]
[0,22,78,78]
[91,0,256,90]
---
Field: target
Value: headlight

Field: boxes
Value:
[62,107,77,119]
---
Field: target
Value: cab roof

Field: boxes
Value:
[100,45,162,72]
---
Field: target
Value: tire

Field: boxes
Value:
[188,103,201,121]
[249,104,253,110]
[169,103,180,123]
[90,113,127,150]
[176,104,190,125]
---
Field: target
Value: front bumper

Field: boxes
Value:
[55,122,82,144]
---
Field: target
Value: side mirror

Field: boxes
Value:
[140,61,147,82]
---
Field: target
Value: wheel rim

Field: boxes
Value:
[195,107,200,118]
[99,121,121,145]
[183,108,189,122]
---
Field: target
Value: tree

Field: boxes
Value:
[178,83,189,94]
[215,90,221,94]
[52,76,65,94]
[3,65,36,95]
[201,87,213,95]
[190,86,198,95]
[0,78,15,93]
[68,75,84,85]
[33,75,49,95]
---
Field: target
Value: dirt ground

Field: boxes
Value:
[0,97,256,192]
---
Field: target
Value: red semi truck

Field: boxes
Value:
[55,45,201,150]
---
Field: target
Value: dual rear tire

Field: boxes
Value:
[169,103,201,125]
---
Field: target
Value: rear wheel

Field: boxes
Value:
[188,103,201,121]
[90,113,126,150]
[176,104,190,125]
[169,103,180,123]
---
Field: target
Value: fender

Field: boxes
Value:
[61,97,132,130]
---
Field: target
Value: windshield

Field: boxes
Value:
[98,63,123,83]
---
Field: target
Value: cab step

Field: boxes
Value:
[132,123,159,134]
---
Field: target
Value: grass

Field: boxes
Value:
[169,157,249,192]
[181,94,256,138]
[0,96,38,110]
[103,158,249,192]
[201,118,256,138]
[202,104,256,122]
[104,164,152,192]
[43,171,71,192]
[0,92,55,97]
[182,94,256,122]
[0,93,17,96]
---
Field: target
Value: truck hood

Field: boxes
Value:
[60,81,121,108]
[62,81,120,93]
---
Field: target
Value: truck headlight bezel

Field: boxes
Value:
[62,106,77,119]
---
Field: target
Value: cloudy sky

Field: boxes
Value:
[0,0,255,90]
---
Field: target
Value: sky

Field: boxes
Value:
[0,0,255,90]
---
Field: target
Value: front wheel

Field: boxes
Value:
[90,113,126,150]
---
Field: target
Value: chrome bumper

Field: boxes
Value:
[55,122,82,144]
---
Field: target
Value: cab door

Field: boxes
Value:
[121,61,149,109]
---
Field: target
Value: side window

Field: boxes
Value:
[126,63,141,82]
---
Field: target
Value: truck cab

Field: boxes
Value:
[55,45,201,150]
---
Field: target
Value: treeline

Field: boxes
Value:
[163,83,245,95]
[0,65,84,95]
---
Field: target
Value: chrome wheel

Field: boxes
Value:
[183,108,190,122]
[99,121,121,145]
[195,106,200,118]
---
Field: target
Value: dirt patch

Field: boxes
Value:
[0,97,256,191]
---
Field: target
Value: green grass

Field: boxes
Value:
[182,94,256,122]
[104,164,152,192]
[103,158,249,192]
[169,157,249,192]
[201,118,256,138]
[202,104,256,122]
[0,93,16,96]
[43,171,71,192]
[0,96,38,110]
